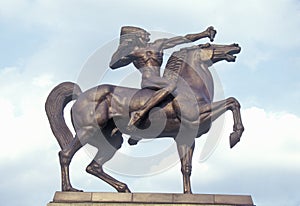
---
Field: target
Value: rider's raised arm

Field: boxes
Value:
[109,49,135,69]
[161,26,216,50]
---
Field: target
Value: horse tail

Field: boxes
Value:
[45,82,82,150]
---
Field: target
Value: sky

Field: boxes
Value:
[0,0,300,206]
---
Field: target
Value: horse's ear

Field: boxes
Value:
[199,49,213,61]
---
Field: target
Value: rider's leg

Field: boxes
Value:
[128,87,173,128]
[127,76,176,129]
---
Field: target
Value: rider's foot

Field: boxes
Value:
[206,26,216,42]
[111,127,119,136]
[127,111,142,131]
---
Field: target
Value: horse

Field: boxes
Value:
[45,42,243,194]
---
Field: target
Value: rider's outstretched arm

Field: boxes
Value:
[161,26,216,50]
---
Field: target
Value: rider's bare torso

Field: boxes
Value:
[131,40,170,90]
[133,48,162,67]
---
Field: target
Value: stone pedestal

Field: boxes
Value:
[47,192,255,206]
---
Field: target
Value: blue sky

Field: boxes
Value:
[0,0,300,206]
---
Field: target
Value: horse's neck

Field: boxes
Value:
[163,49,214,100]
[179,53,215,101]
[196,62,214,100]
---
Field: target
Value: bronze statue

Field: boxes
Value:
[45,26,243,194]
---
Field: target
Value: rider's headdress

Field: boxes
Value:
[111,26,150,64]
[120,26,150,36]
[119,26,150,44]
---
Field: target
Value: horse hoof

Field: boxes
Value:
[229,131,241,148]
[63,187,83,192]
[123,188,131,193]
[128,138,140,145]
[117,184,131,193]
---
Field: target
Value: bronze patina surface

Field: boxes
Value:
[45,26,243,194]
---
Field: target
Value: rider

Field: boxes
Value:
[109,26,216,133]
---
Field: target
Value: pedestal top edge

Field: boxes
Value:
[52,191,254,205]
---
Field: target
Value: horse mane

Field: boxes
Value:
[163,45,201,82]
[163,49,188,82]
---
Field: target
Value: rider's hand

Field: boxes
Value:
[206,26,217,42]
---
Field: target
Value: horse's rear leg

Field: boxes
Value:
[176,140,195,194]
[59,127,95,192]
[86,160,131,193]
[86,131,131,192]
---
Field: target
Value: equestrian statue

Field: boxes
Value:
[45,26,244,194]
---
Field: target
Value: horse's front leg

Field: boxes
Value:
[199,97,244,148]
[226,97,244,148]
[176,140,195,194]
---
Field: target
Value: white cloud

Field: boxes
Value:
[0,66,57,160]
[32,74,53,87]
[0,95,53,160]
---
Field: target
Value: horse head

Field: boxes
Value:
[196,43,241,66]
